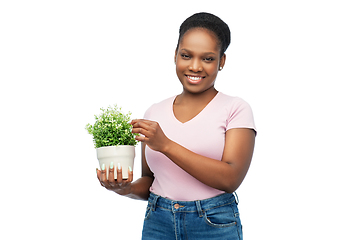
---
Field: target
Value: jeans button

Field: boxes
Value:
[174,204,180,209]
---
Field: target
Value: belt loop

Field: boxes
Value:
[151,194,160,211]
[233,192,239,205]
[195,200,203,217]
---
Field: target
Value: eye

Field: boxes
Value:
[181,54,190,59]
[204,57,215,62]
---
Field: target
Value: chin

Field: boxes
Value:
[183,85,216,95]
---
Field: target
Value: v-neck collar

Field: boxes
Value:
[171,92,221,125]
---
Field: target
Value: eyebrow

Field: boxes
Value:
[180,48,217,55]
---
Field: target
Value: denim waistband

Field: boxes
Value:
[147,192,238,217]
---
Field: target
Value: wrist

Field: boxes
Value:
[161,139,175,155]
[114,183,132,196]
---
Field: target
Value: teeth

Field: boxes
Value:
[188,76,202,81]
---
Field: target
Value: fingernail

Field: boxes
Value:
[128,166,132,172]
[110,162,114,169]
[118,163,121,171]
[101,163,105,171]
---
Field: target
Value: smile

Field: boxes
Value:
[186,75,204,84]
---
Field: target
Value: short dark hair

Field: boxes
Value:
[176,12,231,57]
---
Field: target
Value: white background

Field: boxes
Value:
[1,1,359,239]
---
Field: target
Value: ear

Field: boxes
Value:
[219,53,226,70]
[174,48,178,64]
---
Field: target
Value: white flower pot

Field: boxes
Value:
[96,145,135,179]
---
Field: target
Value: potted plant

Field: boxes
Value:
[85,104,138,179]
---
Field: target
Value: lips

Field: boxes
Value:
[186,75,205,84]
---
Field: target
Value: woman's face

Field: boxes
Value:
[175,28,226,95]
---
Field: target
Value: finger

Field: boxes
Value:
[125,166,133,183]
[96,168,100,180]
[132,127,150,142]
[100,163,108,184]
[131,119,152,125]
[96,168,103,186]
[116,163,123,184]
[134,134,148,142]
[108,162,115,187]
[130,119,139,125]
[131,127,149,135]
[132,120,153,130]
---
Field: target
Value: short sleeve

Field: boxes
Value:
[225,98,257,135]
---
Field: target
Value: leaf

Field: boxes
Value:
[85,104,138,148]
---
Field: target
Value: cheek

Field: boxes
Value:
[205,64,219,76]
[175,60,187,73]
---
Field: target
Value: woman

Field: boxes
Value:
[97,12,256,240]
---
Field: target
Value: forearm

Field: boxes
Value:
[162,141,240,193]
[115,176,153,201]
[131,120,255,194]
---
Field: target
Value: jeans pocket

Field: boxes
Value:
[204,205,237,228]
[144,204,152,221]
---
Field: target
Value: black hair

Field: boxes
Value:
[176,12,231,57]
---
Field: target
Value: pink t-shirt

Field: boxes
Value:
[144,92,256,201]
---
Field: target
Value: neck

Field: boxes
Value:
[177,87,218,104]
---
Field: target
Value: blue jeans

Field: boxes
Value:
[142,192,243,240]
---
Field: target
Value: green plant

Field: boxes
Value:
[85,105,138,148]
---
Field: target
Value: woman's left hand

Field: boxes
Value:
[131,119,171,152]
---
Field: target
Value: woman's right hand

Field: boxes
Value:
[96,163,133,195]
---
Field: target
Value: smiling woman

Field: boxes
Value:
[96,12,256,240]
[175,28,225,93]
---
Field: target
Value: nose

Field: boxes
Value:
[188,59,203,72]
